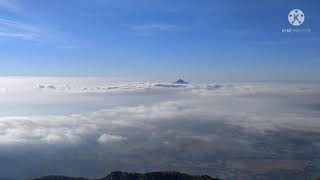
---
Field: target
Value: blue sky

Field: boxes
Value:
[0,0,319,81]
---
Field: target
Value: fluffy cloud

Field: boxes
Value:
[98,134,127,144]
[0,101,191,145]
[1,77,320,96]
[0,95,319,146]
[1,77,320,178]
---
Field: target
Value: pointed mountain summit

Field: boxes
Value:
[174,79,189,84]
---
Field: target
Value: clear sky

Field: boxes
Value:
[0,0,319,81]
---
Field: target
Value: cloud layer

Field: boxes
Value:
[0,77,320,179]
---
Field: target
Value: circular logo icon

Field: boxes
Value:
[288,9,305,26]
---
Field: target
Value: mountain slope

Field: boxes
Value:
[32,171,219,180]
[174,79,189,84]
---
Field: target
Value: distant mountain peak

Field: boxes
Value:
[174,79,189,84]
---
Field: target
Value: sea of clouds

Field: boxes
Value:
[0,77,320,179]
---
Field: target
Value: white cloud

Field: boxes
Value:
[0,7,77,46]
[0,97,319,146]
[0,31,37,39]
[0,77,320,147]
[1,77,320,178]
[0,0,19,13]
[2,77,320,95]
[0,18,41,40]
[130,24,183,31]
[98,134,127,144]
